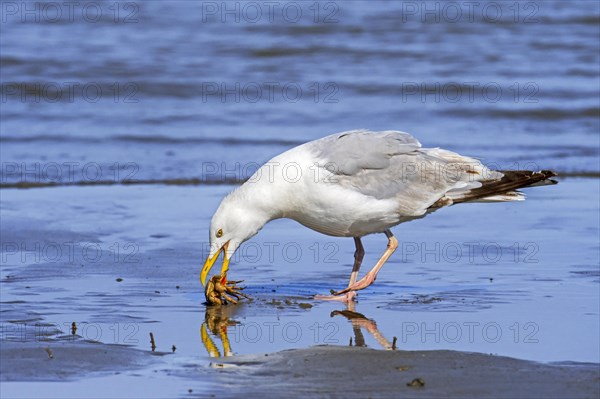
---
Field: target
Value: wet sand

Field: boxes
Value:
[2,341,599,399]
[1,179,599,398]
[0,339,154,382]
[209,346,600,399]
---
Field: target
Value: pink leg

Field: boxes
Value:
[334,230,398,296]
[315,237,364,302]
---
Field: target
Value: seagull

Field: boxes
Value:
[201,130,557,302]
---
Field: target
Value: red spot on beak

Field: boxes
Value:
[220,275,227,285]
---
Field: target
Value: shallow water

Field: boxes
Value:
[1,180,598,356]
[1,1,599,397]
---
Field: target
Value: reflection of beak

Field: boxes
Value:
[201,323,220,357]
[201,241,230,286]
[201,306,237,358]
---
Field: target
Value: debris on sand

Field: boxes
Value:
[406,377,425,387]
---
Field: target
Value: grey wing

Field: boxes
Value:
[312,130,501,217]
[311,129,422,175]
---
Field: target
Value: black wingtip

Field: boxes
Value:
[540,170,558,185]
[541,170,558,178]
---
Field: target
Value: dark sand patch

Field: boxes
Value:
[207,345,600,399]
[0,339,156,382]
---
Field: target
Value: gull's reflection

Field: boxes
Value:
[200,305,240,357]
[200,302,396,357]
[331,302,396,350]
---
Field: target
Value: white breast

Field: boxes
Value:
[262,146,403,237]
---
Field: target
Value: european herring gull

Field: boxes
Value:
[201,129,557,302]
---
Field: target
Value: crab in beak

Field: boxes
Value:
[201,241,249,305]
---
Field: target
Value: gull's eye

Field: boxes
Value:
[216,229,223,238]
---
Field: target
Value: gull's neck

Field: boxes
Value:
[225,176,286,226]
[223,146,310,230]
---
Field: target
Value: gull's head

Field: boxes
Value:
[200,193,267,286]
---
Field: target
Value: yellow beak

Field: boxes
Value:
[200,241,230,286]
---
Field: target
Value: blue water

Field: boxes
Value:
[1,0,599,185]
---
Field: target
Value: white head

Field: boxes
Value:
[200,192,271,286]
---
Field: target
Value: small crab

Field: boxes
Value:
[205,274,249,305]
